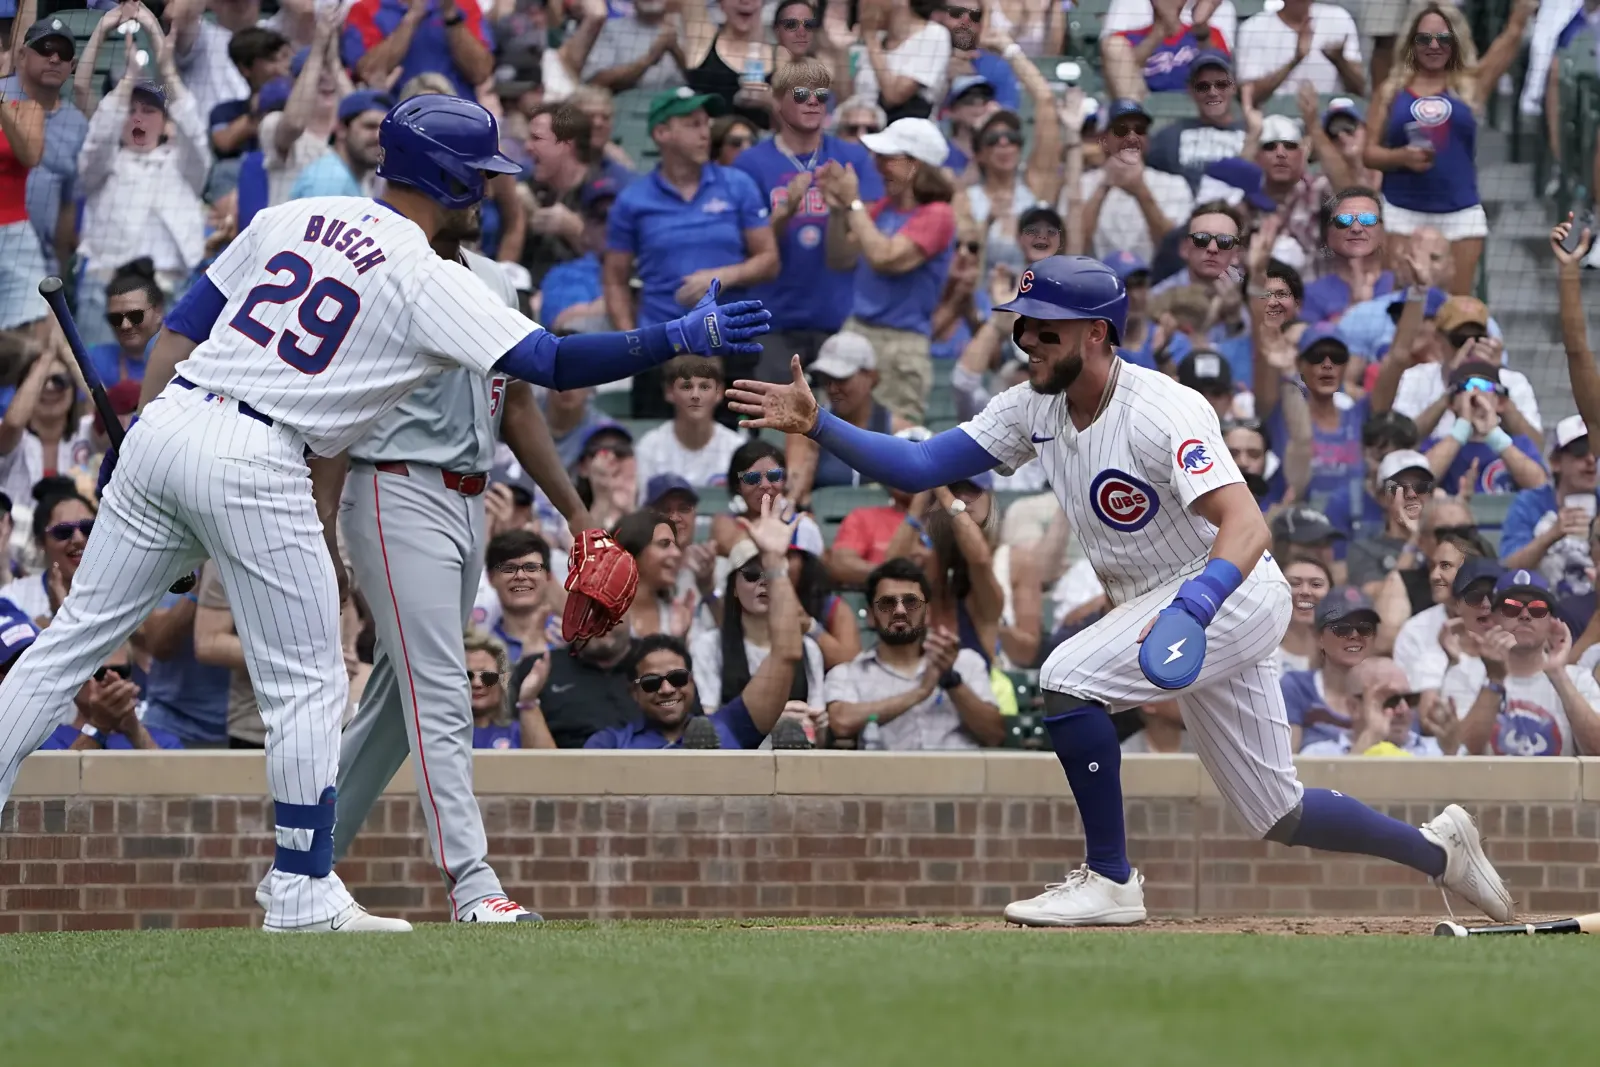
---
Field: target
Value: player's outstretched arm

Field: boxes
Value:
[500,382,592,535]
[726,356,1000,492]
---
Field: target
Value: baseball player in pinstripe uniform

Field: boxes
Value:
[0,96,769,932]
[730,256,1513,927]
[324,207,588,924]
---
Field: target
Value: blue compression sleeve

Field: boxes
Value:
[807,410,1000,492]
[494,325,676,390]
[164,277,226,342]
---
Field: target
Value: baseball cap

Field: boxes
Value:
[950,471,995,494]
[1449,360,1502,393]
[1107,98,1152,124]
[648,87,726,131]
[1297,323,1349,358]
[1493,568,1552,602]
[727,538,761,572]
[1555,414,1590,453]
[644,474,699,507]
[580,176,620,214]
[1362,410,1419,450]
[811,331,876,380]
[1453,557,1504,599]
[1177,350,1233,395]
[1271,506,1343,545]
[93,380,142,438]
[256,76,292,115]
[1200,158,1276,213]
[1259,115,1303,145]
[1322,96,1365,131]
[945,74,996,108]
[24,17,75,57]
[1188,51,1233,81]
[132,80,167,115]
[860,118,950,167]
[1314,586,1378,630]
[338,90,393,124]
[1435,295,1491,335]
[578,421,632,456]
[1102,249,1150,283]
[1376,449,1431,483]
[0,599,38,670]
[1017,204,1065,233]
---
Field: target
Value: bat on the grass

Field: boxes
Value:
[37,277,197,595]
[1435,914,1600,937]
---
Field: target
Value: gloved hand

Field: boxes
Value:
[562,529,640,644]
[664,278,772,357]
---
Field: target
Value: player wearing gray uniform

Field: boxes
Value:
[328,237,586,924]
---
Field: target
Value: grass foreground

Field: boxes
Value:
[1,919,1596,1066]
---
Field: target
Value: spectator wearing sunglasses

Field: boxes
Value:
[633,356,747,502]
[884,475,1004,671]
[84,260,164,393]
[832,96,889,145]
[589,499,804,749]
[1145,52,1245,193]
[1350,449,1436,611]
[1500,416,1599,594]
[1335,228,1449,381]
[1235,0,1364,100]
[467,630,554,749]
[1299,187,1393,327]
[1388,295,1534,443]
[1302,657,1454,757]
[0,351,90,510]
[1421,362,1547,497]
[1364,2,1533,296]
[1152,200,1240,296]
[711,114,761,166]
[1393,511,1493,695]
[1100,0,1240,100]
[784,332,913,504]
[824,556,1003,749]
[714,439,785,546]
[0,16,88,284]
[733,59,883,381]
[1280,585,1377,752]
[1253,113,1334,277]
[1444,568,1600,756]
[0,479,94,625]
[933,4,1021,122]
[1079,99,1192,264]
[580,0,689,94]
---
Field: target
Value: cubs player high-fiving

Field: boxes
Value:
[0,96,769,933]
[729,256,1512,927]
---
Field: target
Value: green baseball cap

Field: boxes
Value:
[648,87,726,131]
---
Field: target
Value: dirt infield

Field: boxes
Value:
[747,914,1570,936]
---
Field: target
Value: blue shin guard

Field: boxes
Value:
[1043,699,1131,884]
[273,786,338,878]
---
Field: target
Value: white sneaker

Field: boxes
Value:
[1419,804,1515,923]
[1003,865,1147,927]
[460,897,543,924]
[264,902,412,933]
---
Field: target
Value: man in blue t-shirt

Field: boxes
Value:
[733,61,882,380]
[933,4,1021,113]
[1499,416,1596,595]
[1421,362,1548,496]
[134,590,232,747]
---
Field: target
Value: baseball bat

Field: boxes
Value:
[1434,913,1600,937]
[37,278,196,595]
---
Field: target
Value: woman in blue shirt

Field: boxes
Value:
[818,117,957,425]
[1363,1,1534,295]
[468,632,552,749]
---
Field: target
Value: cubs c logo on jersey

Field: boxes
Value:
[1410,94,1453,127]
[1018,269,1034,293]
[1176,439,1214,475]
[1089,469,1160,532]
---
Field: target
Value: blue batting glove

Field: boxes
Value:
[95,415,135,499]
[1138,602,1207,690]
[665,278,772,357]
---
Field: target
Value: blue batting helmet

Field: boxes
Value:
[995,255,1129,345]
[377,95,522,210]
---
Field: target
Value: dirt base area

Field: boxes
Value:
[750,915,1554,936]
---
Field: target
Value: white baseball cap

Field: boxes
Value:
[810,331,876,379]
[1555,414,1589,452]
[860,118,950,168]
[1260,114,1303,145]
[1377,449,1431,483]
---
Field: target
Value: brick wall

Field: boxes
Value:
[5,791,1599,932]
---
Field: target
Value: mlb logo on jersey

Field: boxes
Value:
[1089,469,1160,532]
[1177,438,1214,475]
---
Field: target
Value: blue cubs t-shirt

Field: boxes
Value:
[1266,396,1370,554]
[731,134,882,333]
[1427,436,1546,495]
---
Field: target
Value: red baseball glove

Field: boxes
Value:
[562,529,639,643]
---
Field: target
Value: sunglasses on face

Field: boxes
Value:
[981,130,1023,148]
[35,43,74,61]
[724,137,752,150]
[1560,439,1592,459]
[1327,620,1377,638]
[1261,140,1300,153]
[105,309,147,329]
[43,373,70,391]
[1300,345,1351,366]
[1414,31,1454,47]
[736,564,766,583]
[1108,119,1149,137]
[494,561,546,577]
[1382,691,1421,710]
[945,4,983,21]
[842,124,881,137]
[636,668,691,693]
[791,86,830,104]
[47,519,94,541]
[1384,476,1434,496]
[1022,224,1062,240]
[1446,329,1487,350]
[467,670,501,686]
[1332,212,1381,229]
[874,594,926,614]
[1497,598,1551,619]
[1459,587,1494,608]
[1189,231,1238,251]
[739,468,785,486]
[779,17,822,30]
[960,240,982,255]
[1457,377,1499,395]
[1191,78,1233,94]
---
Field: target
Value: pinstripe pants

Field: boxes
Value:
[1040,558,1302,836]
[0,385,355,927]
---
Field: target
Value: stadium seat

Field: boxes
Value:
[1468,493,1515,531]
[812,485,891,522]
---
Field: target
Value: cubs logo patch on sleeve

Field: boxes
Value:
[1088,469,1160,532]
[1177,439,1214,475]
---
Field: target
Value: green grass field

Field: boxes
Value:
[2,921,1595,1066]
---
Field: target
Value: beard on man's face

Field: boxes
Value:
[877,622,928,647]
[438,202,483,243]
[1243,471,1270,499]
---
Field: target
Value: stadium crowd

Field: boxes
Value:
[2,0,1600,759]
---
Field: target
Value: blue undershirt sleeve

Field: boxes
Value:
[806,410,1001,492]
[493,325,678,390]
[163,277,227,343]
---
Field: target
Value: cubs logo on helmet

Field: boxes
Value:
[1018,269,1034,293]
[1177,439,1214,475]
[1089,469,1160,532]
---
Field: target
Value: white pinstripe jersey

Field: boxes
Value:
[960,362,1244,605]
[175,197,537,456]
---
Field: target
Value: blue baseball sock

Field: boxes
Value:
[1286,788,1447,877]
[1043,703,1131,884]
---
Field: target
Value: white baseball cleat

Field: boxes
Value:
[1004,865,1147,927]
[264,903,412,933]
[460,897,544,924]
[1419,803,1515,923]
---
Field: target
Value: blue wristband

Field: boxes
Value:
[1450,420,1471,445]
[1485,428,1513,454]
[1171,559,1244,629]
